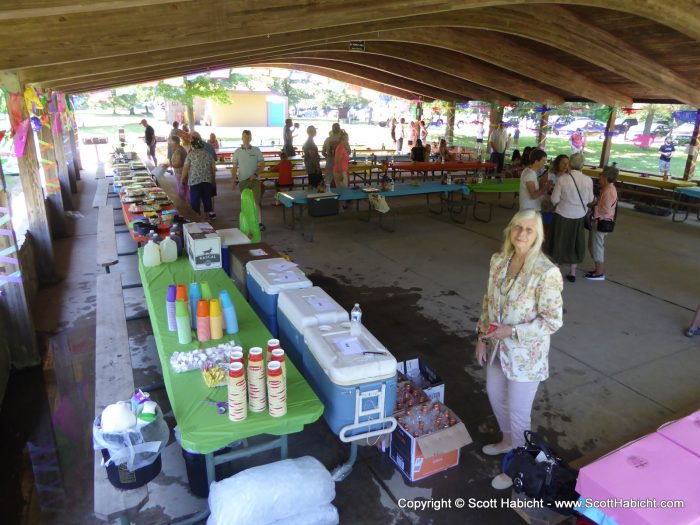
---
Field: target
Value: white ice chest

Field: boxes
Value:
[303,322,397,441]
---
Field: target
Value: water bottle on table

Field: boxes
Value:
[350,303,362,336]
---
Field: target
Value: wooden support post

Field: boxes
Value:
[37,123,69,238]
[11,94,58,284]
[683,109,700,181]
[63,129,78,193]
[445,102,456,145]
[68,111,83,176]
[50,113,74,210]
[488,104,504,154]
[537,106,549,151]
[599,107,617,168]
[416,100,423,121]
[0,161,39,371]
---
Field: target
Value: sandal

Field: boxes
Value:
[685,327,700,338]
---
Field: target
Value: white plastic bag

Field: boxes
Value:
[93,404,169,471]
[207,456,335,525]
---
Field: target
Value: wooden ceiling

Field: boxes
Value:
[2,0,700,106]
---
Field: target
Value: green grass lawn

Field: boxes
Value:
[452,133,696,180]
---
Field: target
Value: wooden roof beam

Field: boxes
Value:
[252,50,510,103]
[261,42,564,105]
[2,0,698,42]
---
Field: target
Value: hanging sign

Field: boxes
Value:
[348,41,366,51]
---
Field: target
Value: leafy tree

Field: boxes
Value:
[95,89,138,115]
[135,86,156,115]
[318,89,370,120]
[154,76,231,130]
[267,73,309,115]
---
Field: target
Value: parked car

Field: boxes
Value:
[556,118,594,136]
[627,122,672,140]
[614,117,638,134]
[671,122,695,145]
[296,108,320,118]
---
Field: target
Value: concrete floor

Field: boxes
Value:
[3,147,700,525]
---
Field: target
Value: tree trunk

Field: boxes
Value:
[643,106,656,135]
[445,104,456,145]
[187,103,196,131]
[129,107,135,115]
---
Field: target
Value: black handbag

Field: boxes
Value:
[596,199,618,233]
[502,431,580,515]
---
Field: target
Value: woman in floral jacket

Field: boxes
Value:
[475,209,564,490]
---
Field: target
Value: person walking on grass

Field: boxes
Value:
[140,119,157,166]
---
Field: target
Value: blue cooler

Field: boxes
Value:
[216,228,251,277]
[277,287,349,375]
[246,258,312,337]
[303,322,397,442]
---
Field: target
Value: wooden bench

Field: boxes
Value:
[93,178,109,208]
[97,206,119,273]
[94,272,148,524]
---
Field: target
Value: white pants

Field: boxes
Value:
[486,357,540,448]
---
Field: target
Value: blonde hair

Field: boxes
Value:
[501,210,545,274]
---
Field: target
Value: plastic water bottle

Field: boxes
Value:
[159,236,178,263]
[350,303,362,336]
[143,240,161,267]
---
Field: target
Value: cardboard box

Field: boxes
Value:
[397,358,444,403]
[389,402,472,482]
[183,223,222,270]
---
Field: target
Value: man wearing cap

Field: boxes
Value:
[322,123,341,188]
[231,130,266,230]
[303,125,322,189]
[140,119,157,166]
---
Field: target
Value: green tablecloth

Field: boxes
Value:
[467,178,521,193]
[138,252,323,454]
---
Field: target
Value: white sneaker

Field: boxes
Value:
[491,473,513,490]
[482,441,513,456]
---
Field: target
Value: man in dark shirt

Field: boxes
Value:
[140,118,157,166]
[658,137,675,180]
[410,139,426,162]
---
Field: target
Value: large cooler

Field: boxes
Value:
[246,258,312,336]
[303,322,397,442]
[277,287,349,375]
[228,242,279,299]
[216,228,251,277]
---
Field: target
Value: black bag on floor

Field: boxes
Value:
[502,431,580,515]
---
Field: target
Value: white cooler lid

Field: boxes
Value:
[303,322,397,386]
[246,258,312,294]
[216,228,251,247]
[278,287,349,331]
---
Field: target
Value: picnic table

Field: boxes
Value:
[672,186,700,223]
[390,160,496,182]
[138,252,323,493]
[582,167,695,190]
[276,181,471,240]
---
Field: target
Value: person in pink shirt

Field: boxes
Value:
[585,164,619,281]
[333,130,350,208]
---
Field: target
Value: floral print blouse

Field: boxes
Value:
[477,252,563,382]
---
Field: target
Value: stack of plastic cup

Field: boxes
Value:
[230,349,244,367]
[196,300,211,342]
[247,347,267,412]
[270,349,286,379]
[227,362,247,422]
[166,285,177,331]
[175,299,192,344]
[267,361,287,417]
[210,298,223,340]
[266,339,281,363]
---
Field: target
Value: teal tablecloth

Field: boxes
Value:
[276,181,470,208]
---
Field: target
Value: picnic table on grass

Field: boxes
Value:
[390,160,496,182]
